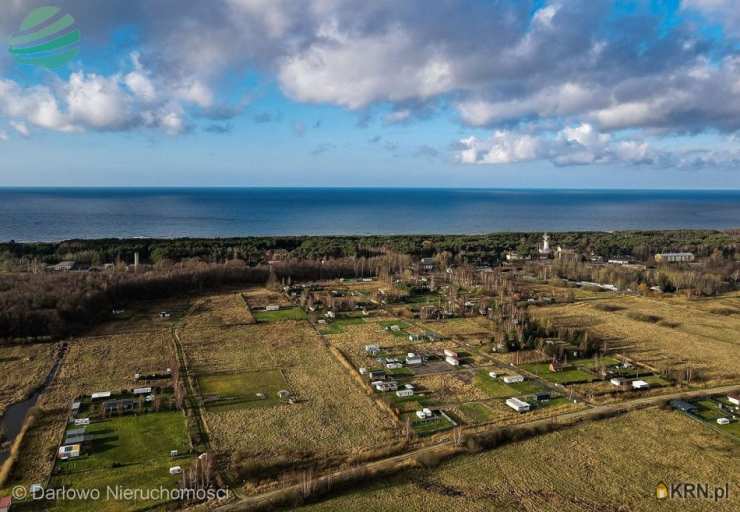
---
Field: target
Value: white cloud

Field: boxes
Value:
[67,72,134,130]
[458,131,543,164]
[0,130,7,141]
[278,23,455,109]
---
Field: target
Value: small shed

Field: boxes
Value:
[91,391,111,400]
[396,389,414,398]
[443,349,458,359]
[169,466,183,475]
[445,355,460,366]
[133,387,152,395]
[266,304,280,311]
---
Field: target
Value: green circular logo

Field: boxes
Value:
[9,5,80,68]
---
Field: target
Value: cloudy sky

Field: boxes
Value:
[1,0,739,188]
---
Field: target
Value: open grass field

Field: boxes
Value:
[319,316,367,335]
[182,292,255,327]
[414,373,489,404]
[253,307,308,322]
[473,371,544,398]
[242,288,292,309]
[180,316,398,461]
[532,291,740,385]
[457,402,495,423]
[199,369,288,409]
[0,343,55,416]
[520,362,597,384]
[299,408,740,511]
[419,317,491,336]
[88,296,192,336]
[48,411,190,512]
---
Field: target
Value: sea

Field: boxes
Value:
[0,188,738,241]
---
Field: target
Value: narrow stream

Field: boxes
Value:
[0,343,67,465]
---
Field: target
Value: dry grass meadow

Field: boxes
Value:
[0,343,55,416]
[181,316,399,460]
[532,291,740,385]
[300,408,740,512]
[182,291,255,328]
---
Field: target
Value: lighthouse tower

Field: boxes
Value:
[539,233,551,256]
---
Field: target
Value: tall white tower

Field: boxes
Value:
[539,233,551,255]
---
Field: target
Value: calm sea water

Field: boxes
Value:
[0,188,738,241]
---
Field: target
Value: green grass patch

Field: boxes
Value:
[254,307,307,322]
[473,371,519,398]
[407,414,455,436]
[379,320,413,337]
[508,379,546,394]
[387,367,414,377]
[521,362,597,384]
[319,316,366,334]
[642,375,672,387]
[577,356,621,369]
[50,412,190,512]
[404,293,441,304]
[459,402,493,423]
[198,369,288,409]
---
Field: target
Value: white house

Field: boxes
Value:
[503,375,524,384]
[133,387,152,395]
[727,394,740,406]
[265,304,280,311]
[385,362,403,370]
[169,466,183,475]
[506,397,530,413]
[396,389,414,398]
[91,391,111,400]
[445,355,460,366]
[325,310,336,319]
[631,380,649,390]
[443,349,458,358]
[74,418,90,426]
[488,371,497,379]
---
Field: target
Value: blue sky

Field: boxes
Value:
[0,0,739,188]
